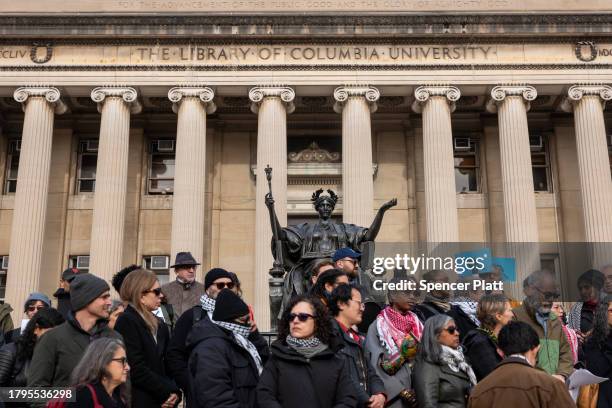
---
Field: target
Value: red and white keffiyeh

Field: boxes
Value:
[376,306,423,359]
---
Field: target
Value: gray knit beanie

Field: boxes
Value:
[70,274,110,311]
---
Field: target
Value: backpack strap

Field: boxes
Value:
[85,384,103,408]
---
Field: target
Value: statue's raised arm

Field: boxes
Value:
[364,198,398,241]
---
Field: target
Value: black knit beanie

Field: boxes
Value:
[212,289,249,322]
[204,268,233,290]
[70,274,110,311]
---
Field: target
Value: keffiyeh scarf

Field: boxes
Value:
[451,297,481,326]
[286,335,328,359]
[376,306,423,359]
[212,318,264,375]
[200,294,216,314]
[440,345,477,386]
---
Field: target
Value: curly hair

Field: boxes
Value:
[16,308,65,362]
[591,295,612,348]
[277,295,333,345]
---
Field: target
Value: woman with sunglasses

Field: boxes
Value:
[257,295,356,408]
[114,269,180,408]
[413,314,476,408]
[68,337,130,407]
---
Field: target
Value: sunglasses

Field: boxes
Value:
[111,357,129,367]
[214,282,235,290]
[534,287,560,300]
[444,326,458,335]
[143,288,162,297]
[289,313,315,322]
[27,305,46,313]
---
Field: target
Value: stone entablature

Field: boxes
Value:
[2,41,612,69]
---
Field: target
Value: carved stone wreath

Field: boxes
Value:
[288,142,341,163]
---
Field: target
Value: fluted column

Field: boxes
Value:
[89,87,141,283]
[249,86,295,331]
[561,85,612,268]
[168,87,216,281]
[5,87,66,320]
[333,85,379,226]
[412,86,461,243]
[487,85,540,297]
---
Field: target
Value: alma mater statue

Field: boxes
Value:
[265,187,397,313]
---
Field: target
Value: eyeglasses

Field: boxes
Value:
[350,299,366,311]
[534,287,560,300]
[289,313,315,322]
[143,288,162,297]
[214,282,235,290]
[341,258,358,265]
[444,326,458,335]
[27,305,46,313]
[111,357,129,367]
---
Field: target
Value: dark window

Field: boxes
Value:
[530,134,552,192]
[453,137,480,193]
[148,140,175,195]
[4,140,20,194]
[77,140,98,193]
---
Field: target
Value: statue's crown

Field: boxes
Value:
[311,189,338,206]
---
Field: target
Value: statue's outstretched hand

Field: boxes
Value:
[381,198,397,211]
[265,192,275,209]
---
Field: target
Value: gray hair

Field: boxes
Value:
[524,270,555,291]
[418,314,453,364]
[70,338,129,402]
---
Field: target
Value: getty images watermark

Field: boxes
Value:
[369,252,504,293]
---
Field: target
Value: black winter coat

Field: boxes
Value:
[166,305,207,406]
[331,320,385,407]
[186,317,270,408]
[413,355,472,408]
[53,288,72,320]
[257,340,357,408]
[583,335,612,408]
[462,329,502,382]
[0,342,27,387]
[113,305,179,408]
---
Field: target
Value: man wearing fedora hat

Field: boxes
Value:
[161,252,206,318]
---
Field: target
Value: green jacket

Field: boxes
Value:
[0,303,14,335]
[27,313,121,390]
[512,304,574,379]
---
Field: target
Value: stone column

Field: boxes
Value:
[5,87,66,320]
[89,87,141,283]
[412,86,461,244]
[561,85,612,268]
[333,85,379,226]
[249,86,295,331]
[168,87,216,281]
[487,85,540,297]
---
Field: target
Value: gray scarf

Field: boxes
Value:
[286,335,328,359]
[440,345,477,385]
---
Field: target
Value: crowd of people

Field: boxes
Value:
[0,249,610,408]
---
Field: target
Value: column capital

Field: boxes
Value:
[249,86,295,114]
[333,85,380,114]
[13,86,67,115]
[560,84,612,112]
[411,85,461,113]
[486,84,537,113]
[91,86,142,114]
[168,86,216,114]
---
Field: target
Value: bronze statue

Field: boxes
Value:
[265,186,397,316]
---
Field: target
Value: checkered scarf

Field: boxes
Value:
[200,294,216,314]
[286,335,322,348]
[211,318,263,375]
[451,297,481,327]
[376,306,423,359]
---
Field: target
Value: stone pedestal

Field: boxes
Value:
[168,87,216,281]
[333,85,379,227]
[487,85,540,298]
[89,87,141,283]
[5,87,66,320]
[562,85,612,269]
[249,86,294,330]
[412,86,461,244]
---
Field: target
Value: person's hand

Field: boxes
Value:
[265,192,275,209]
[576,330,588,344]
[380,198,397,212]
[552,374,566,383]
[162,393,178,408]
[367,394,385,408]
[250,322,258,333]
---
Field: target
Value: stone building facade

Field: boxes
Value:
[0,1,611,327]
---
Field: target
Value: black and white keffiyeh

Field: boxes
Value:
[440,345,477,385]
[451,297,481,327]
[200,294,216,314]
[286,335,328,359]
[212,318,263,374]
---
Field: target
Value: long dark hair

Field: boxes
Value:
[15,308,64,362]
[277,295,333,345]
[591,295,612,348]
